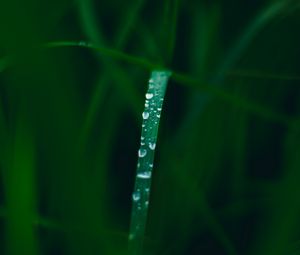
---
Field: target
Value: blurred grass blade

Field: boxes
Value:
[166,0,181,64]
[114,0,146,48]
[77,0,147,151]
[45,41,157,70]
[215,0,289,80]
[172,72,293,126]
[76,0,105,45]
[172,0,291,156]
[1,41,294,127]
[4,115,38,255]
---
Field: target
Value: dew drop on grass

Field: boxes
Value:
[142,112,149,119]
[145,93,154,99]
[137,171,151,179]
[149,143,156,150]
[138,149,147,157]
[132,192,141,201]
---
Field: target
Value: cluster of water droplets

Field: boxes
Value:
[137,72,171,161]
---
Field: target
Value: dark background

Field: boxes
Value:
[0,0,300,254]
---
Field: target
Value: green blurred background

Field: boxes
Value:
[0,0,300,254]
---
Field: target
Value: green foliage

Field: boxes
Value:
[0,0,300,255]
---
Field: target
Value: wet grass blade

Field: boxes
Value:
[129,70,171,255]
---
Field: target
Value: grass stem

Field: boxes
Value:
[128,70,171,255]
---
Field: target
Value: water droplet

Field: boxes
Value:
[137,171,151,179]
[149,164,153,168]
[145,103,149,107]
[138,149,147,157]
[142,112,149,119]
[158,108,162,111]
[145,93,154,99]
[141,142,145,145]
[145,201,149,207]
[156,114,161,118]
[132,191,141,201]
[149,143,156,150]
[141,137,144,140]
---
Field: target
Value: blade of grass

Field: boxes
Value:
[0,41,295,128]
[45,41,158,70]
[1,42,294,127]
[166,0,181,65]
[129,70,171,255]
[172,0,293,162]
[77,0,147,150]
[0,42,294,127]
[189,2,221,78]
[172,72,293,126]
[4,114,38,255]
[214,0,289,80]
[113,0,146,48]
